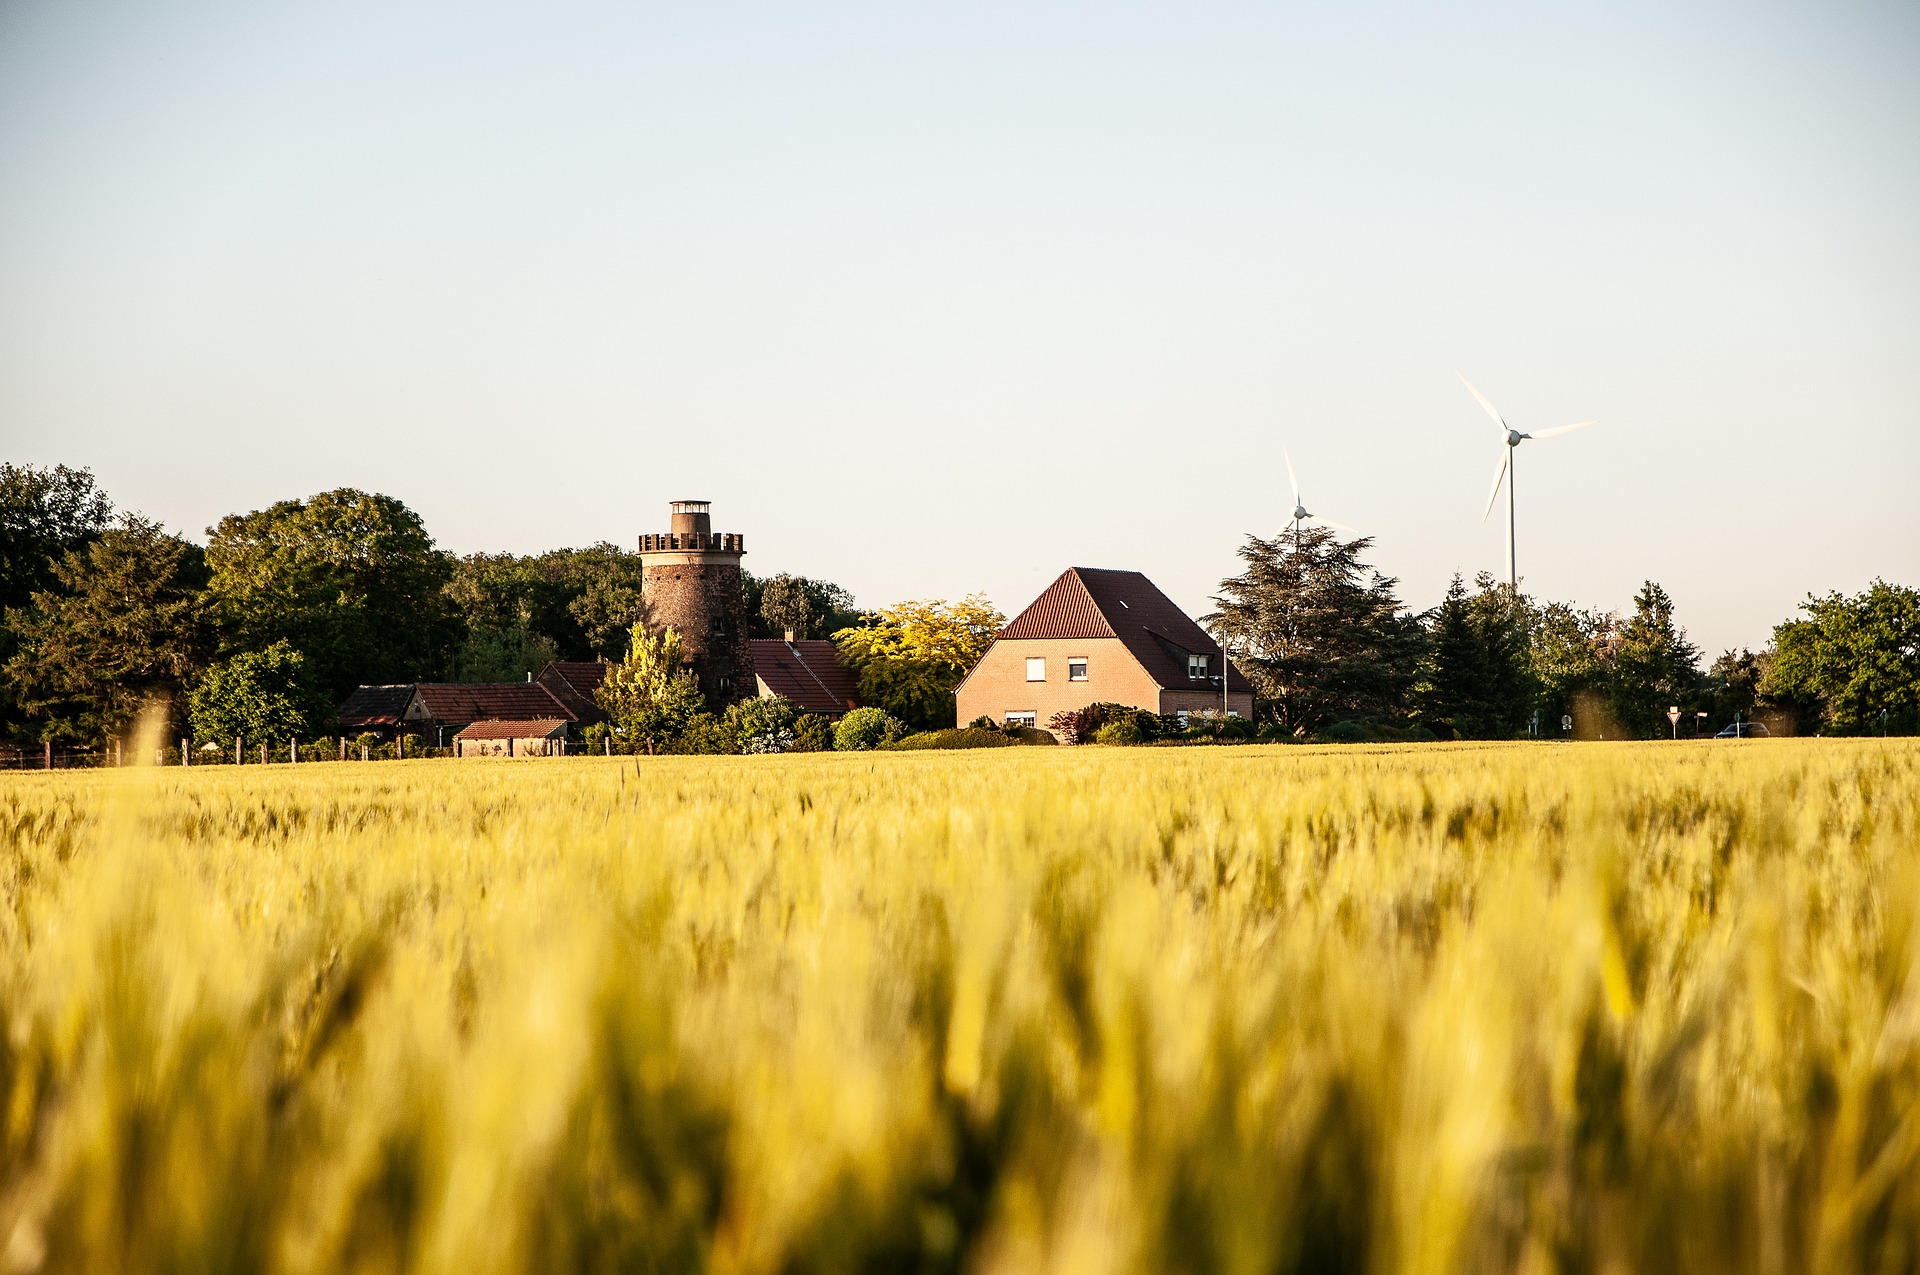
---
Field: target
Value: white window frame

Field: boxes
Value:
[1026,657,1046,682]
[1188,653,1209,679]
[1068,658,1088,682]
[1006,711,1037,728]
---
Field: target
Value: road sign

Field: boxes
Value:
[1561,714,1573,733]
[1668,706,1680,739]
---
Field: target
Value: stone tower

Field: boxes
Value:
[637,500,753,707]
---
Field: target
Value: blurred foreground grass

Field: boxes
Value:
[0,741,1917,1274]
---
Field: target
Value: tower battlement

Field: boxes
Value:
[637,532,744,554]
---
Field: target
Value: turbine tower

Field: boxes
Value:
[1283,449,1358,546]
[1458,375,1596,588]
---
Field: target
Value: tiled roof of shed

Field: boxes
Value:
[993,568,1254,694]
[413,683,576,725]
[336,684,416,728]
[453,719,570,741]
[748,639,860,715]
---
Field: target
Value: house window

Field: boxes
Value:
[1188,653,1210,679]
[1068,658,1088,682]
[1026,657,1046,682]
[1006,711,1037,728]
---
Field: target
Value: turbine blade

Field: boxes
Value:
[1481,448,1509,522]
[1530,419,1598,440]
[1458,373,1508,438]
[1319,518,1361,536]
[1284,447,1301,506]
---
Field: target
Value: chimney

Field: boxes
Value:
[526,671,532,682]
[784,627,795,643]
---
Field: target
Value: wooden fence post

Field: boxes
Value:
[235,735,241,766]
[291,736,298,764]
[44,741,52,770]
[260,742,267,766]
[181,738,189,767]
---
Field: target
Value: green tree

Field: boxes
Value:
[0,464,115,735]
[745,573,862,640]
[1764,581,1920,735]
[834,596,1003,731]
[444,544,649,667]
[594,626,705,754]
[188,641,327,748]
[205,489,458,702]
[1415,573,1537,739]
[3,517,210,743]
[833,705,908,751]
[1608,581,1702,738]
[1206,526,1427,737]
[1705,648,1769,733]
[1530,601,1615,734]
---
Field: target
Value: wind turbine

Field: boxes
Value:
[1458,374,1596,588]
[1283,448,1359,546]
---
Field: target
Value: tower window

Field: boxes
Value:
[1026,658,1046,682]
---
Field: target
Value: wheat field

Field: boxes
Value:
[0,740,1915,1274]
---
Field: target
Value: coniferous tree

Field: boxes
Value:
[1608,581,1703,737]
[3,517,210,743]
[1206,526,1426,737]
[1416,573,1536,738]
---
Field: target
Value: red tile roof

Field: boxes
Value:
[994,568,1254,694]
[336,684,416,729]
[748,639,860,715]
[412,683,576,726]
[536,661,608,723]
[453,719,570,741]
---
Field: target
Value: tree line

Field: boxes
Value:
[0,465,908,752]
[1208,525,1919,740]
[3,463,1912,753]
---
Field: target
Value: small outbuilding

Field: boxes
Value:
[452,719,570,758]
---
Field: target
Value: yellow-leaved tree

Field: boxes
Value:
[593,625,704,754]
[833,595,1004,730]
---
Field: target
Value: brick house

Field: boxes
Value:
[954,567,1254,736]
[453,719,570,758]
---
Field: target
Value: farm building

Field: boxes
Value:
[452,719,570,758]
[954,567,1253,736]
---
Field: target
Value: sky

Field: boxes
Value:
[1,0,1915,657]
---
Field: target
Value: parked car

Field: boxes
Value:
[1714,721,1770,738]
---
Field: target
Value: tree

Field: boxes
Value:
[1530,601,1616,734]
[188,641,327,747]
[205,489,458,702]
[0,464,115,734]
[834,706,908,751]
[745,573,862,640]
[1705,648,1769,732]
[594,626,705,754]
[1415,573,1536,739]
[1608,581,1702,738]
[1764,581,1920,735]
[1206,526,1426,737]
[443,543,649,667]
[3,517,210,743]
[833,596,1004,731]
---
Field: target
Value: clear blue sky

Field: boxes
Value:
[2,0,1915,656]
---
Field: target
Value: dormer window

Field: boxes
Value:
[1188,653,1209,679]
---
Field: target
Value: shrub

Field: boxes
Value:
[885,728,1019,750]
[663,713,736,755]
[790,714,834,752]
[1322,720,1369,743]
[834,706,908,752]
[1093,718,1144,746]
[725,697,803,755]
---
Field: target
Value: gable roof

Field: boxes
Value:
[993,568,1253,693]
[535,661,609,723]
[336,684,416,729]
[749,639,860,715]
[454,719,570,741]
[411,682,577,725]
